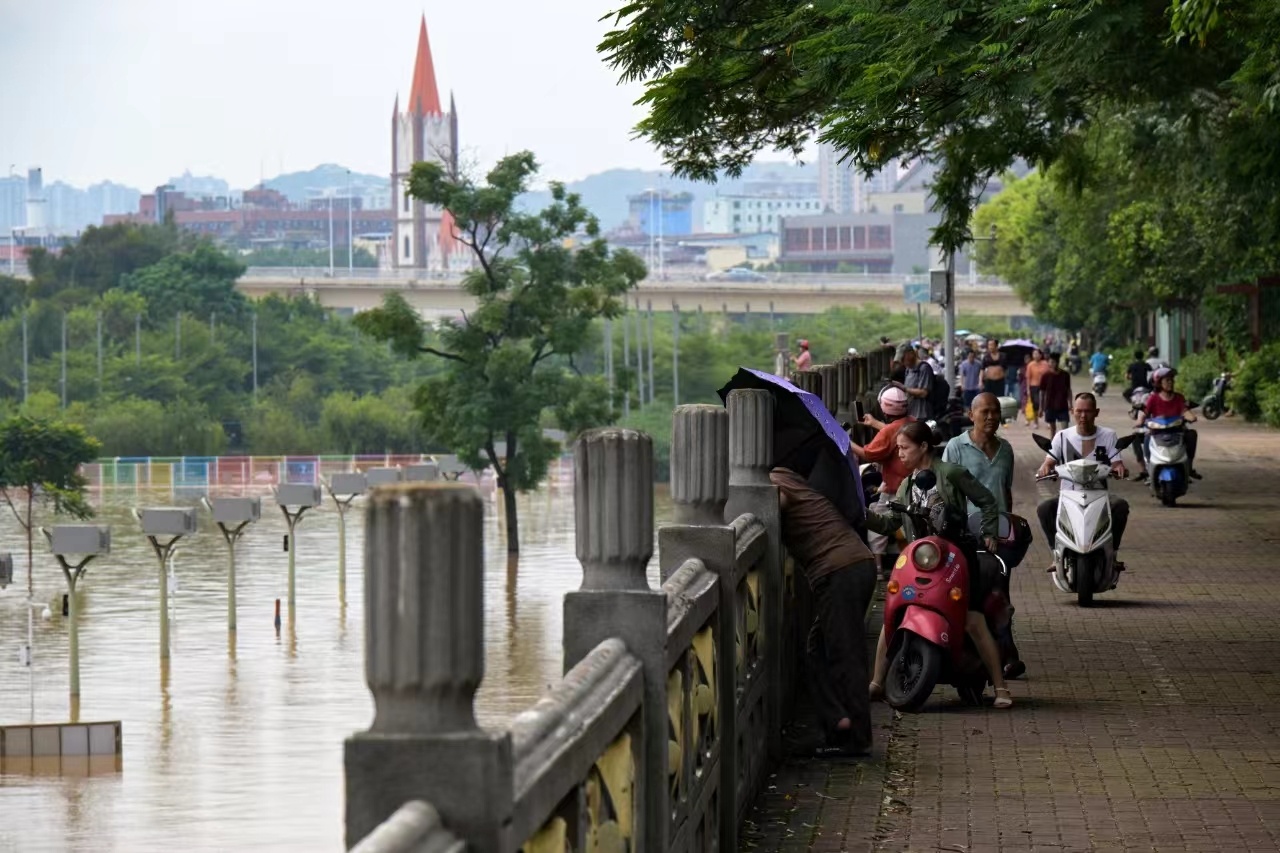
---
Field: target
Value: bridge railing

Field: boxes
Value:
[344,387,796,852]
[240,265,1011,289]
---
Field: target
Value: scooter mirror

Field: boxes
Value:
[1032,433,1054,453]
[1115,434,1135,451]
[913,470,938,491]
[1187,401,1199,410]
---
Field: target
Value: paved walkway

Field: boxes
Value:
[742,413,1280,852]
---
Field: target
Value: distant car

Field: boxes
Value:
[705,267,768,282]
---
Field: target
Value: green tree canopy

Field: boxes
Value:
[355,152,645,552]
[0,415,100,592]
[600,0,1279,254]
[121,241,248,321]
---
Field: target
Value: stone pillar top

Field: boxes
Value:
[670,405,729,526]
[727,389,774,487]
[363,482,484,736]
[575,428,654,590]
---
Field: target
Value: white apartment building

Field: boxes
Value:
[703,195,824,234]
[817,142,903,214]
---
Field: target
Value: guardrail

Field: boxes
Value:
[343,387,806,851]
[240,265,1011,289]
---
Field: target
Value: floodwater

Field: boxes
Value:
[0,473,672,852]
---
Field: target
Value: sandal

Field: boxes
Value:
[869,681,885,702]
[993,688,1013,709]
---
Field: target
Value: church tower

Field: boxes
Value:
[392,16,460,271]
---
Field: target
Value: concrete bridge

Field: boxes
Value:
[235,267,1032,319]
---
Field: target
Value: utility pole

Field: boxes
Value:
[135,313,142,365]
[603,319,614,402]
[21,311,29,403]
[251,313,259,401]
[60,312,67,409]
[646,300,655,403]
[328,193,335,276]
[622,309,631,418]
[175,312,182,359]
[96,311,103,395]
[347,171,354,273]
[672,302,680,406]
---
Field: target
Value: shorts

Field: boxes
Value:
[1044,408,1069,425]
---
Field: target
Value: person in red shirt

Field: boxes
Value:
[791,339,813,374]
[849,385,915,575]
[1137,367,1201,479]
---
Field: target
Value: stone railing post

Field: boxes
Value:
[345,483,513,852]
[658,407,738,851]
[670,404,730,533]
[816,363,838,414]
[722,389,785,763]
[793,369,820,398]
[563,428,667,852]
[835,356,853,424]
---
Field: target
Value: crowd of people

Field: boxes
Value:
[768,335,1201,756]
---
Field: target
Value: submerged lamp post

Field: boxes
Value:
[134,508,198,660]
[201,497,261,633]
[324,473,367,601]
[365,467,403,488]
[274,484,322,623]
[41,525,111,701]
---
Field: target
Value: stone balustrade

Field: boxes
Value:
[344,389,791,853]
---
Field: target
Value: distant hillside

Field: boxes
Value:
[518,160,818,231]
[264,164,388,205]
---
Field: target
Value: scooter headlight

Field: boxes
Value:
[1057,509,1075,542]
[912,541,942,571]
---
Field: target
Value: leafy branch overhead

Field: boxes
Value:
[599,0,1277,254]
[354,151,645,552]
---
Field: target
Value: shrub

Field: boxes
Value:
[1232,342,1280,423]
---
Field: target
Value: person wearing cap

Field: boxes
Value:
[1137,367,1201,479]
[850,385,915,575]
[792,339,813,373]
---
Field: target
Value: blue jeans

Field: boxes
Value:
[1005,378,1020,400]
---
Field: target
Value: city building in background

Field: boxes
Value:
[391,15,461,271]
[702,195,823,235]
[817,142,905,214]
[627,189,694,238]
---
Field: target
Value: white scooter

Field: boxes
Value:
[1146,401,1197,507]
[1092,371,1108,396]
[1032,432,1135,607]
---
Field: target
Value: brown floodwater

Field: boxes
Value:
[0,474,672,852]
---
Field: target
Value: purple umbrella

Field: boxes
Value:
[717,367,865,515]
[999,338,1038,361]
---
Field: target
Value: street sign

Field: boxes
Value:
[929,269,951,305]
[903,281,931,304]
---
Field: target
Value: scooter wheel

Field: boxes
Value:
[1160,481,1177,507]
[884,633,945,713]
[1202,399,1222,420]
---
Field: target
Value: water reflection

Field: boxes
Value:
[0,479,671,852]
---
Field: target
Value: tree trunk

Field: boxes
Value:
[502,483,520,554]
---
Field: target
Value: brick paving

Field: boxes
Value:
[742,414,1280,853]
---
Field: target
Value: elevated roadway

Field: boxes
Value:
[234,267,1032,318]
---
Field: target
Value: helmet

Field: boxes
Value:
[878,385,909,416]
[847,347,858,355]
[1148,346,1159,357]
[1152,366,1176,384]
[798,339,810,349]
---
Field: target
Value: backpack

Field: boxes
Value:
[928,372,951,419]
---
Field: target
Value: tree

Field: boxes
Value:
[598,0,1270,253]
[0,416,100,595]
[121,241,248,321]
[356,152,645,552]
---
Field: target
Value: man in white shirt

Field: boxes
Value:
[1034,392,1130,568]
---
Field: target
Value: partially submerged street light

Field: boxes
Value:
[324,473,367,602]
[134,508,197,660]
[274,484,322,623]
[404,462,440,482]
[41,525,111,704]
[365,467,403,487]
[201,497,261,633]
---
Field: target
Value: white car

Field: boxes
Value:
[704,267,768,282]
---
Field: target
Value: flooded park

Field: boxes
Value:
[0,466,671,852]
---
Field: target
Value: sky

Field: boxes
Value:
[0,0,672,191]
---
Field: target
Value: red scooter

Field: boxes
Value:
[882,472,1016,711]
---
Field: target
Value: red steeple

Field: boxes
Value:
[408,16,443,116]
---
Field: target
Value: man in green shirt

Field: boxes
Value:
[941,392,1027,679]
[942,393,1014,513]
